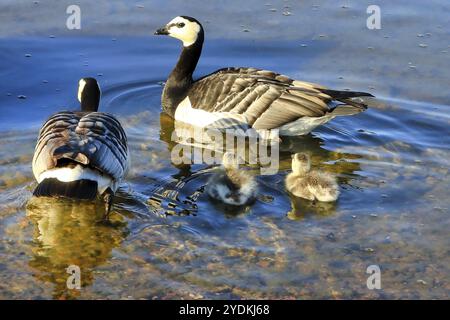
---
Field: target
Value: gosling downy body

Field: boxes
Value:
[206,152,257,206]
[155,16,373,135]
[286,153,339,202]
[32,78,129,218]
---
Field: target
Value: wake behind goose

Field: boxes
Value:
[32,78,129,219]
[154,16,374,136]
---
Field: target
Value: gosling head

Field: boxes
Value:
[291,153,311,174]
[78,77,100,112]
[222,152,241,170]
[154,16,204,47]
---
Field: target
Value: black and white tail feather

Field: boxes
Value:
[32,78,129,219]
[33,178,98,200]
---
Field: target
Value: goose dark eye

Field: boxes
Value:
[178,22,185,28]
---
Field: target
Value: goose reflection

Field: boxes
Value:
[26,197,128,299]
[160,112,282,173]
[160,113,361,172]
[286,194,338,220]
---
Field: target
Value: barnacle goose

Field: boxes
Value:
[206,152,257,206]
[32,78,129,219]
[155,16,374,135]
[285,153,339,202]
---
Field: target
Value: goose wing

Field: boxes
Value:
[188,67,372,130]
[32,111,129,181]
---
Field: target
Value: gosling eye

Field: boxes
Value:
[177,22,185,28]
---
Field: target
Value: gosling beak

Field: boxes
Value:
[154,26,169,35]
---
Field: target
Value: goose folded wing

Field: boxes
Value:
[75,112,129,180]
[32,112,128,181]
[187,67,333,129]
[32,111,81,179]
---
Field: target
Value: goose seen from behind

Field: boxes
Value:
[32,78,129,219]
[154,16,374,136]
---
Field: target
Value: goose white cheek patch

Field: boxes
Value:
[167,17,200,47]
[78,79,86,102]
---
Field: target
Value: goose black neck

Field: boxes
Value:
[162,30,204,117]
[170,31,204,82]
[80,96,100,112]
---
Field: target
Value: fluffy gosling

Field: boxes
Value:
[285,153,339,202]
[206,152,257,206]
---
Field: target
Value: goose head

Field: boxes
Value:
[292,153,311,174]
[154,16,204,47]
[78,77,101,112]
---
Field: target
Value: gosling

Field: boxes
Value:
[285,153,339,202]
[206,152,257,206]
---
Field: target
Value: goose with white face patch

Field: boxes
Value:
[155,16,374,136]
[32,78,129,219]
[205,152,257,206]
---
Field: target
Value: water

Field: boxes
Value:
[0,0,449,299]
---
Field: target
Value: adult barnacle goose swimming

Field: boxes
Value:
[155,16,374,135]
[32,78,129,219]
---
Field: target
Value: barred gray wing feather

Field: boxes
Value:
[188,67,371,130]
[32,111,128,181]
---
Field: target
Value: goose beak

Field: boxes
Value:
[154,26,169,35]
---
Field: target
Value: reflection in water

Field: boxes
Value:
[286,194,337,220]
[159,112,193,177]
[160,112,362,172]
[8,103,379,299]
[209,200,253,218]
[26,197,128,299]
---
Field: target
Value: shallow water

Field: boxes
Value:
[0,0,449,299]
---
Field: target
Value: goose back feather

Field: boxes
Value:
[32,111,129,183]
